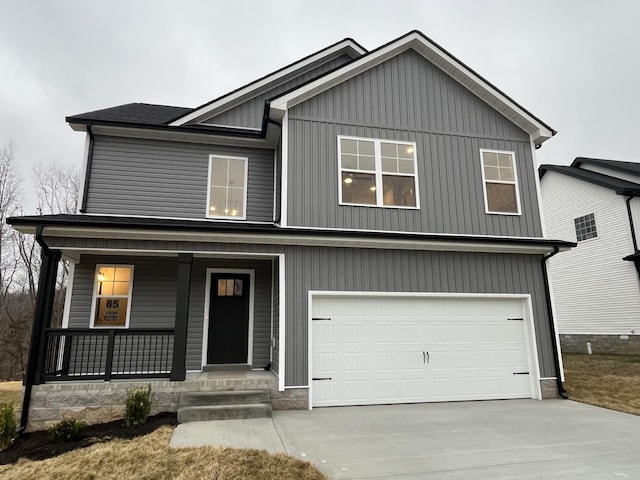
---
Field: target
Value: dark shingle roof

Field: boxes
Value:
[539,164,640,195]
[572,157,640,176]
[66,103,192,125]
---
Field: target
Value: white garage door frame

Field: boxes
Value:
[307,291,542,410]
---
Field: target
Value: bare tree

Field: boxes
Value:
[33,161,80,216]
[0,141,21,291]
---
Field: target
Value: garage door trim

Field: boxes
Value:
[308,291,542,409]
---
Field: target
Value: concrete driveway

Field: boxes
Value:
[171,400,640,479]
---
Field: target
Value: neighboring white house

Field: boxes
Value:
[540,158,640,353]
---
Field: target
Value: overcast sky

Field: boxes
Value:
[2,1,639,211]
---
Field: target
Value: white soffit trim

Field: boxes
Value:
[32,226,561,254]
[269,32,553,144]
[170,40,367,126]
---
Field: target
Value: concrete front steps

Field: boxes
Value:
[177,389,272,423]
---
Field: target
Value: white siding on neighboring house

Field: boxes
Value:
[580,164,640,184]
[541,171,640,335]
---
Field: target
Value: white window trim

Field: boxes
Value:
[338,135,420,209]
[206,154,249,220]
[574,212,599,242]
[480,148,522,216]
[89,264,134,329]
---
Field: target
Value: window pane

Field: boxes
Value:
[380,142,397,157]
[499,166,514,181]
[486,182,518,213]
[112,281,130,295]
[342,172,376,205]
[341,138,357,154]
[358,140,375,156]
[227,188,244,217]
[341,153,357,169]
[209,187,227,215]
[484,165,500,181]
[358,155,375,171]
[398,144,415,159]
[227,159,245,188]
[210,158,228,187]
[100,267,115,282]
[483,152,498,166]
[114,267,131,282]
[498,153,513,168]
[382,175,416,207]
[381,158,398,173]
[94,297,128,327]
[398,159,415,174]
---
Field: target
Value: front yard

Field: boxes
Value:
[562,353,640,416]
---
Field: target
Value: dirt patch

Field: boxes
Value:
[0,412,177,465]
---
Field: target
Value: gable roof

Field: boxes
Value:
[539,164,640,195]
[268,30,556,147]
[572,157,640,176]
[169,37,367,126]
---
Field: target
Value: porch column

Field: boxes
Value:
[171,253,192,381]
[20,246,61,429]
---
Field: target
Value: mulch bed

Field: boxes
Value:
[0,412,177,465]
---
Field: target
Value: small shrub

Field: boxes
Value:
[48,417,88,443]
[0,402,17,451]
[124,384,152,427]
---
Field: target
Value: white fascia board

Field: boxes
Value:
[270,32,553,144]
[170,40,366,127]
[33,225,561,255]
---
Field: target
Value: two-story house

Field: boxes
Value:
[9,30,573,431]
[541,158,640,354]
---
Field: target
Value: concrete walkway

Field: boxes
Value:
[170,400,640,479]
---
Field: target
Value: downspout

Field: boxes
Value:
[19,227,51,433]
[266,105,283,225]
[541,246,568,399]
[625,195,638,252]
[79,125,94,213]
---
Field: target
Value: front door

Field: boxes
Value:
[207,273,251,364]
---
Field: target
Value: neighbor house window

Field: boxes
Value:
[207,155,248,219]
[574,213,597,241]
[480,149,521,215]
[91,265,134,328]
[339,136,418,208]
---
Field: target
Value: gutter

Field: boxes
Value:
[79,125,94,213]
[541,246,568,399]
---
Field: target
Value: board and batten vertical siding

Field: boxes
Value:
[85,136,274,222]
[286,49,542,237]
[541,171,640,335]
[201,54,356,129]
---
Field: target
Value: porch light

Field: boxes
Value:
[97,272,105,282]
[344,177,353,184]
[370,186,376,191]
[231,210,237,216]
[407,146,414,154]
[209,206,216,211]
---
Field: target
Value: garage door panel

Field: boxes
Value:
[312,295,535,407]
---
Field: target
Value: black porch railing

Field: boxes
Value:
[42,328,175,381]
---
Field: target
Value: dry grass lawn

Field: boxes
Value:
[0,425,326,480]
[562,353,640,416]
[0,382,21,406]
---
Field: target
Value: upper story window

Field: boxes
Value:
[91,265,134,328]
[480,149,521,215]
[574,213,597,241]
[207,155,248,219]
[338,136,418,208]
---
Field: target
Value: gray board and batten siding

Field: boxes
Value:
[200,53,356,130]
[67,255,274,371]
[286,49,543,237]
[85,136,274,222]
[50,236,556,387]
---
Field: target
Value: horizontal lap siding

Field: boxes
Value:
[202,54,355,129]
[86,136,274,222]
[287,49,542,237]
[53,237,553,387]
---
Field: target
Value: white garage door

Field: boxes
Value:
[311,295,536,407]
